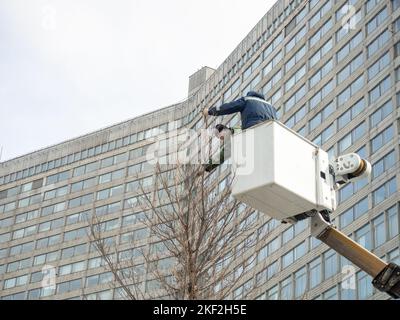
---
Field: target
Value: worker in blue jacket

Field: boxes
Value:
[203,91,278,130]
[202,91,278,172]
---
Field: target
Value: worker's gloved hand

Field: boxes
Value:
[202,107,209,117]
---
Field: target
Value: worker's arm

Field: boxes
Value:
[207,98,246,116]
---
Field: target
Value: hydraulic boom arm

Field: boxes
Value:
[310,211,400,298]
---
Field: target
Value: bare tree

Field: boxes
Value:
[89,132,258,300]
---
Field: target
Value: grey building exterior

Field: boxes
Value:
[1,0,400,300]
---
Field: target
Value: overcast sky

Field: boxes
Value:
[0,0,275,162]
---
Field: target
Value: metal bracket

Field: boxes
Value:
[310,211,333,238]
[372,263,400,299]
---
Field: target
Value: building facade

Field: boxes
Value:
[1,0,400,300]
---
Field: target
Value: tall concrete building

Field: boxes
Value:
[1,0,400,300]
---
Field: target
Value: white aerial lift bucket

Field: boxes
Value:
[231,120,336,221]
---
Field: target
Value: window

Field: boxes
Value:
[69,193,93,208]
[18,194,42,208]
[267,285,279,300]
[393,0,400,11]
[10,241,34,256]
[340,197,369,227]
[73,161,99,177]
[372,213,386,248]
[120,227,149,243]
[286,45,306,72]
[338,99,365,129]
[323,287,338,300]
[30,271,44,283]
[286,6,308,36]
[368,30,390,58]
[310,18,332,47]
[336,0,358,21]
[357,271,373,299]
[61,243,87,259]
[263,70,282,95]
[88,257,103,269]
[119,247,143,262]
[370,100,393,128]
[388,205,399,239]
[223,78,241,102]
[372,150,396,179]
[59,261,86,276]
[36,234,61,249]
[71,177,97,192]
[313,123,335,147]
[16,209,39,224]
[309,59,333,88]
[33,251,59,266]
[285,85,306,112]
[284,105,306,129]
[0,185,20,199]
[66,210,90,225]
[95,202,121,217]
[373,177,397,205]
[367,7,388,35]
[336,10,362,42]
[100,153,128,169]
[369,76,391,104]
[337,53,363,84]
[3,274,29,289]
[97,219,120,233]
[310,101,335,132]
[282,241,306,269]
[0,216,13,228]
[339,174,368,203]
[355,223,372,250]
[280,277,292,300]
[267,260,279,280]
[96,185,124,201]
[2,201,16,213]
[6,258,31,273]
[388,247,400,264]
[44,185,69,200]
[40,217,63,232]
[371,125,394,154]
[268,89,282,106]
[294,267,307,298]
[337,32,362,62]
[64,227,87,242]
[282,226,294,244]
[268,236,280,254]
[256,268,268,287]
[46,170,70,185]
[368,52,390,81]
[310,79,334,109]
[310,1,332,28]
[285,25,307,53]
[324,249,337,279]
[285,65,306,92]
[309,258,322,289]
[41,201,66,216]
[338,122,365,153]
[263,51,282,78]
[57,279,82,294]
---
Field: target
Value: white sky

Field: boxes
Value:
[0,0,275,162]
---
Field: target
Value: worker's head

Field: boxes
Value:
[214,124,234,140]
[246,91,266,100]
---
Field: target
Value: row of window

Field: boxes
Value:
[255,247,399,300]
[0,166,155,217]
